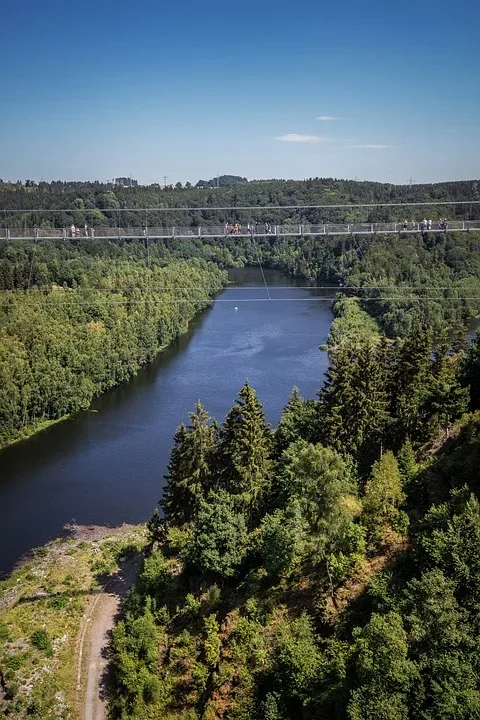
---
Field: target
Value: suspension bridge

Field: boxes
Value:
[3,219,480,241]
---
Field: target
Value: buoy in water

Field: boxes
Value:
[234,306,238,311]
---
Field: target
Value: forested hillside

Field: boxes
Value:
[108,328,480,719]
[2,177,480,339]
[1,177,479,229]
[0,240,225,447]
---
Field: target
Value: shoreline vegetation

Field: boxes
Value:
[0,241,227,449]
[0,322,196,451]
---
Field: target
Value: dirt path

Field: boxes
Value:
[77,559,140,720]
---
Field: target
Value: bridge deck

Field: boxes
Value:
[3,221,480,241]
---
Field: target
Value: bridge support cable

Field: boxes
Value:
[251,235,271,301]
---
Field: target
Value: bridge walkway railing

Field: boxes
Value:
[2,220,479,240]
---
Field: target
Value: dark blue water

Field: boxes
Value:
[0,268,335,574]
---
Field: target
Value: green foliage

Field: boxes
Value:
[391,327,434,445]
[31,628,53,655]
[348,612,415,720]
[0,241,225,447]
[189,489,248,578]
[275,387,320,454]
[162,402,218,526]
[48,593,69,610]
[462,331,480,410]
[217,381,273,520]
[402,568,480,718]
[136,550,176,605]
[4,653,27,670]
[146,508,164,548]
[271,613,321,706]
[396,439,418,489]
[319,342,390,468]
[0,620,10,642]
[258,506,303,579]
[111,609,162,709]
[363,452,405,537]
[203,614,221,667]
[327,297,381,349]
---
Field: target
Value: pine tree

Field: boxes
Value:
[319,342,390,470]
[363,451,405,534]
[426,346,468,436]
[396,440,417,490]
[217,381,272,520]
[161,401,217,526]
[462,331,480,410]
[391,326,433,445]
[275,387,320,454]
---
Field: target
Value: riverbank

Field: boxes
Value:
[0,268,336,577]
[0,322,197,452]
[0,524,146,719]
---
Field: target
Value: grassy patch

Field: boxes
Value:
[0,524,146,719]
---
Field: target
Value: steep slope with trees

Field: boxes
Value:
[106,327,480,720]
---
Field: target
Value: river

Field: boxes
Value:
[0,268,336,575]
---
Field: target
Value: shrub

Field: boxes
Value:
[5,654,26,670]
[31,629,54,655]
[49,593,69,610]
[0,620,10,642]
[32,546,48,558]
[204,614,221,667]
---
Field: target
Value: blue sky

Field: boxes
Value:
[1,0,479,185]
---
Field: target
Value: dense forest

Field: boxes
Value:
[2,223,480,446]
[109,328,480,719]
[2,176,480,340]
[0,239,225,446]
[1,178,480,717]
[1,177,479,230]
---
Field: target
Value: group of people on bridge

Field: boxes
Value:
[70,223,93,238]
[403,219,449,232]
[225,222,273,236]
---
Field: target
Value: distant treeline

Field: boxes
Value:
[1,177,479,229]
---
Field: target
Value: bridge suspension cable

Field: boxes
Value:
[2,200,480,213]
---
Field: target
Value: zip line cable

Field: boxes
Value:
[5,285,480,292]
[252,236,271,300]
[12,296,480,305]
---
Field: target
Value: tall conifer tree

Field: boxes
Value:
[275,387,320,454]
[391,327,432,445]
[319,342,390,469]
[217,382,272,519]
[162,402,217,526]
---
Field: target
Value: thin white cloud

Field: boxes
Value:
[350,144,396,149]
[274,134,328,143]
[316,115,339,121]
